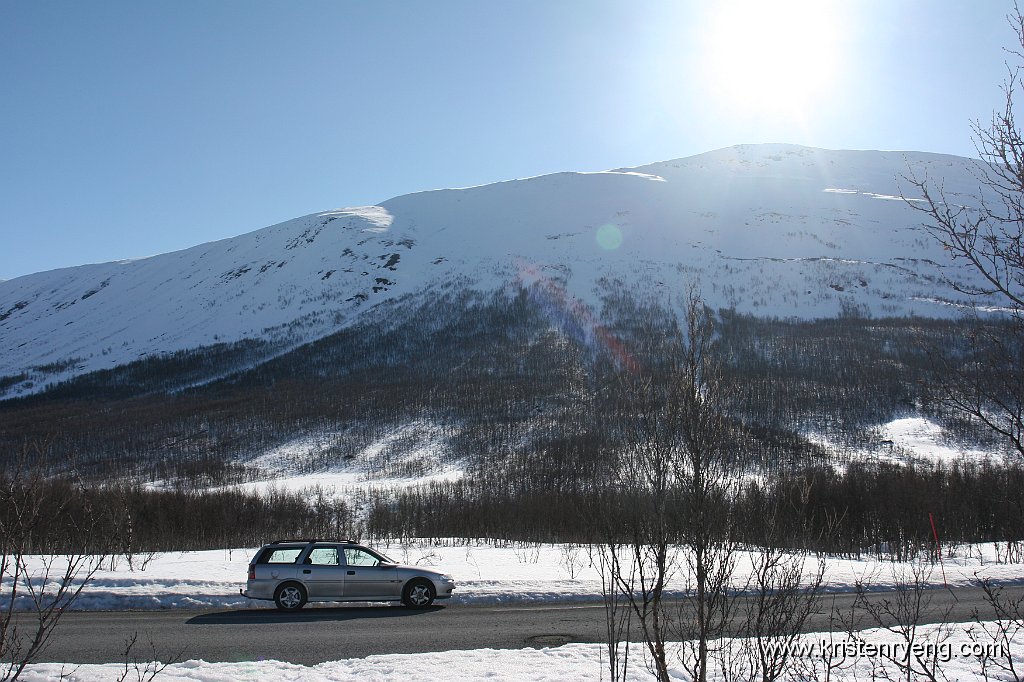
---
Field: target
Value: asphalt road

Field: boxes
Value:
[29,586,1023,665]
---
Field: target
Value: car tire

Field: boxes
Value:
[402,578,436,608]
[274,582,307,611]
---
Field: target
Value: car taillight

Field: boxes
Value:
[248,566,255,580]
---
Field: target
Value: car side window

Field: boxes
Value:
[261,548,302,564]
[343,548,380,567]
[308,546,340,566]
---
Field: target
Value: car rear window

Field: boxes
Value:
[258,547,303,564]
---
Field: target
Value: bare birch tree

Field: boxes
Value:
[904,3,1024,462]
[1,451,112,681]
[599,291,738,682]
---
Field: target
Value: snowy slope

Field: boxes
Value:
[0,144,1001,395]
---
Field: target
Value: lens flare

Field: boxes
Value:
[516,259,639,373]
[596,223,623,250]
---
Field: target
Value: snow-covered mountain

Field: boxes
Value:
[0,144,999,396]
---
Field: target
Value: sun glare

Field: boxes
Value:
[704,0,841,117]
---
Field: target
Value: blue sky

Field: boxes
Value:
[0,1,1012,280]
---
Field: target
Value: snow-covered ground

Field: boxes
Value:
[808,416,997,468]
[225,421,465,497]
[216,415,997,503]
[198,414,1000,505]
[6,539,1023,612]
[16,621,1024,681]
[877,417,994,464]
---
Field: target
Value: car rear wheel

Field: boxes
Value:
[402,579,436,608]
[274,583,307,611]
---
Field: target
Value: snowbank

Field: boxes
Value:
[16,620,1024,681]
[4,540,1023,611]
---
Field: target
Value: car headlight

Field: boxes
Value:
[440,574,454,581]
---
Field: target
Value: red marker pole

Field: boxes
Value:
[929,512,948,588]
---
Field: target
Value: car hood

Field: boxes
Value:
[390,563,450,578]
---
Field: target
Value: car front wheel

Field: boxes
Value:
[402,579,436,608]
[274,583,307,611]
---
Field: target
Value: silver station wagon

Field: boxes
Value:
[242,539,456,610]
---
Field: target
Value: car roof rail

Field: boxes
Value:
[270,538,357,545]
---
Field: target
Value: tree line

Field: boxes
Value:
[1,289,1015,484]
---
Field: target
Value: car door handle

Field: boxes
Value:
[303,569,311,574]
[347,570,355,575]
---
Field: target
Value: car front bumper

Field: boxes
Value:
[436,578,456,599]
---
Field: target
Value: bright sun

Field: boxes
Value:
[704,0,841,116]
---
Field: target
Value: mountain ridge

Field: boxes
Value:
[0,143,1000,398]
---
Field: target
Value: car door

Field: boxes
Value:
[341,547,400,599]
[302,545,347,599]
